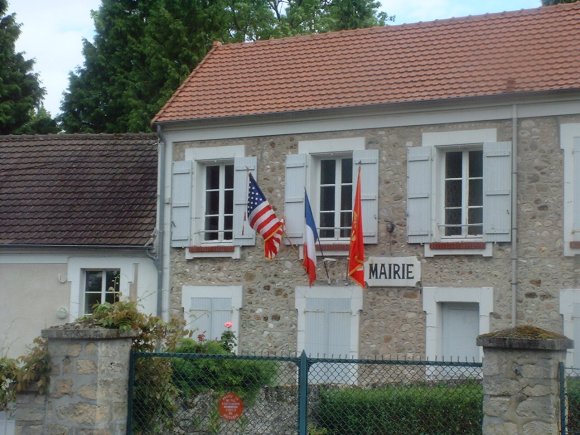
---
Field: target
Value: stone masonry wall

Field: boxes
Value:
[170,114,580,357]
[38,328,135,434]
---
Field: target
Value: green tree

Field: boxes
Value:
[14,105,59,134]
[542,0,578,5]
[0,0,45,134]
[60,0,390,133]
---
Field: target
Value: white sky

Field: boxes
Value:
[8,0,540,117]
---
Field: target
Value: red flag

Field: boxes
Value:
[247,173,284,259]
[348,167,365,288]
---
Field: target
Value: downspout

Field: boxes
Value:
[511,104,519,327]
[155,125,167,318]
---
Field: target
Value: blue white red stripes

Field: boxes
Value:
[247,173,284,259]
[303,191,318,286]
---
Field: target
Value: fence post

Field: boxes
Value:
[560,361,567,435]
[477,326,572,434]
[298,350,309,435]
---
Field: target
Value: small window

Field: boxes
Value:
[319,156,353,240]
[443,149,483,237]
[84,269,120,313]
[203,163,234,242]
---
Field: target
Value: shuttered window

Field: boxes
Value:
[188,297,233,341]
[171,154,256,250]
[407,141,512,245]
[284,148,379,246]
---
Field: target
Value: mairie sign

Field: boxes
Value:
[364,256,421,287]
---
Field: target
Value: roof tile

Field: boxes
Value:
[154,3,580,123]
[0,134,158,247]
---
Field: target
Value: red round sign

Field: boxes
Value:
[218,392,244,421]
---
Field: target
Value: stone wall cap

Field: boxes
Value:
[41,324,138,340]
[477,325,573,351]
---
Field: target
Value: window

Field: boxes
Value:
[422,286,493,362]
[284,138,378,250]
[182,286,242,346]
[443,149,483,237]
[561,124,580,256]
[319,156,353,239]
[407,129,511,256]
[203,163,234,242]
[171,145,256,257]
[296,286,362,383]
[83,269,120,314]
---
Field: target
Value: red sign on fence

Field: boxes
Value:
[218,392,244,420]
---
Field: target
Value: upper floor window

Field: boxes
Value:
[284,138,378,249]
[443,149,483,237]
[203,163,234,242]
[171,145,256,258]
[318,156,353,240]
[84,269,120,314]
[407,129,510,256]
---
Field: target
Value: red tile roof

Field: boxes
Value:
[154,3,580,124]
[0,134,158,247]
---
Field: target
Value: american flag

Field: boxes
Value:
[247,173,284,259]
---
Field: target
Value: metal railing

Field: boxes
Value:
[127,351,483,434]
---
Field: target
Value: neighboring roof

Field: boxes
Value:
[0,134,158,247]
[154,3,580,124]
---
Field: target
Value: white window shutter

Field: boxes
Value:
[483,142,512,242]
[233,156,257,246]
[171,160,192,247]
[573,139,580,242]
[353,149,379,244]
[284,154,307,245]
[210,298,233,341]
[406,147,432,244]
[189,297,212,338]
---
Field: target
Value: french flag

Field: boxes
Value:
[303,191,319,286]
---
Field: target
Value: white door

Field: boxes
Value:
[441,302,480,362]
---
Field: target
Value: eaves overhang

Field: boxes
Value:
[153,88,580,132]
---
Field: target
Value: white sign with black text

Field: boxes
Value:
[365,256,421,287]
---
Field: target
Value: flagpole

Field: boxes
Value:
[316,238,331,284]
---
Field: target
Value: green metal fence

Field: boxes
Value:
[561,364,580,435]
[127,351,483,434]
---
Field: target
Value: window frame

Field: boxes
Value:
[295,285,362,359]
[284,137,378,255]
[422,286,493,362]
[181,285,242,351]
[438,146,484,239]
[82,269,121,314]
[201,162,234,243]
[410,128,504,257]
[173,145,255,259]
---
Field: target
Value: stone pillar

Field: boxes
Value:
[40,327,137,434]
[477,326,572,435]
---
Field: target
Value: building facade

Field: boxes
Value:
[154,4,580,364]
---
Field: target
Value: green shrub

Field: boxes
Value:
[0,357,18,410]
[171,337,277,404]
[315,382,483,435]
[567,377,580,432]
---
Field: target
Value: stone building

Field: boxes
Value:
[152,4,580,365]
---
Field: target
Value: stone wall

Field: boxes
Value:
[478,326,572,434]
[170,114,580,356]
[13,327,136,434]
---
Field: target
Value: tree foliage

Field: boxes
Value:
[0,0,45,134]
[60,0,391,133]
[542,0,578,5]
